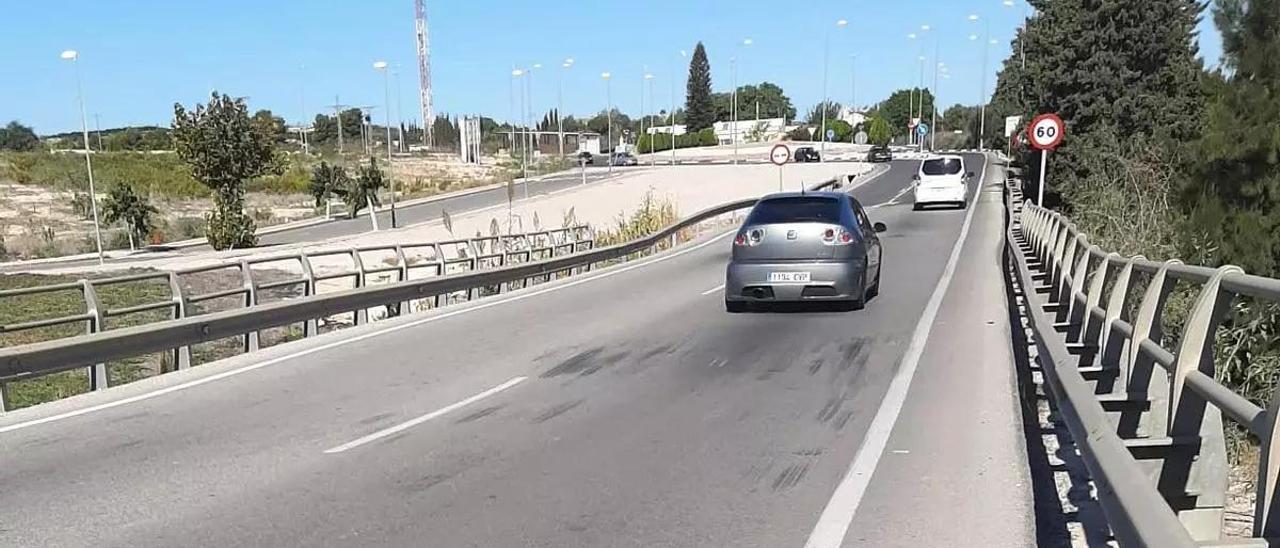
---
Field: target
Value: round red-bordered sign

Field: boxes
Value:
[1027,113,1065,151]
[769,144,791,166]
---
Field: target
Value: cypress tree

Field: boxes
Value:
[685,42,715,131]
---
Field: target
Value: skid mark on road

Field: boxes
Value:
[532,399,585,424]
[773,462,813,492]
[453,405,505,425]
[541,348,631,378]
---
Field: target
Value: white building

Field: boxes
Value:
[713,117,786,145]
[646,124,687,136]
[838,107,866,128]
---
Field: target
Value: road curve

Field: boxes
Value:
[0,154,1033,547]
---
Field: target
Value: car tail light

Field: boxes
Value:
[735,228,764,247]
[823,227,856,246]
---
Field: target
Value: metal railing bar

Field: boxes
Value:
[1,314,94,332]
[255,278,309,291]
[90,272,171,286]
[0,282,85,298]
[1182,370,1267,437]
[104,301,177,317]
[1137,337,1177,371]
[185,287,250,304]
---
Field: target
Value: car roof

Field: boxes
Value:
[923,154,965,162]
[759,191,846,201]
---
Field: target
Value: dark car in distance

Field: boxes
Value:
[724,192,886,312]
[577,151,595,165]
[867,145,892,163]
[793,146,821,163]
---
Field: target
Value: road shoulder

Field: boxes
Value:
[840,155,1036,546]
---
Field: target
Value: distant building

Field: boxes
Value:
[713,117,786,145]
[646,124,688,136]
[838,107,866,128]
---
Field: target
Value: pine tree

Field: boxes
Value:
[1186,0,1280,275]
[685,42,715,131]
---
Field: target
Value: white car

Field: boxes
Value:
[912,155,973,210]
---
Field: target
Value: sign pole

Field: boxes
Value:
[769,144,790,191]
[1037,149,1047,207]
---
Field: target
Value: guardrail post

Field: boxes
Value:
[426,244,444,308]
[467,258,479,300]
[1078,251,1117,354]
[299,253,318,337]
[1160,266,1238,540]
[1120,259,1180,439]
[167,272,192,370]
[1100,256,1140,388]
[1063,241,1092,338]
[0,382,8,413]
[82,280,109,391]
[239,261,259,352]
[393,245,410,316]
[1257,391,1280,537]
[1052,232,1084,322]
[349,250,368,325]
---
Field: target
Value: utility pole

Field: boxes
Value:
[93,113,103,151]
[328,96,349,155]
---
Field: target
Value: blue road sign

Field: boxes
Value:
[916,123,930,137]
[826,129,836,141]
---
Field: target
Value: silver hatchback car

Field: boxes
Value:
[725,192,886,312]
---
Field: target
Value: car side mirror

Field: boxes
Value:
[873,222,887,233]
[911,174,921,181]
[966,171,975,179]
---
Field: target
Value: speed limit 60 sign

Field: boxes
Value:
[1027,113,1065,150]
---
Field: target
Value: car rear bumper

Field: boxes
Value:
[913,184,966,204]
[725,260,865,303]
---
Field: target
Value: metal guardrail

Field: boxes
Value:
[0,227,592,407]
[1006,182,1280,546]
[0,177,845,412]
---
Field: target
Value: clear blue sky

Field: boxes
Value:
[0,0,1224,134]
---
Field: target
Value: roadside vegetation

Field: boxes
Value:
[986,0,1280,464]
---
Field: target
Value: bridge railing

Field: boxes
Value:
[0,177,845,412]
[1007,183,1280,547]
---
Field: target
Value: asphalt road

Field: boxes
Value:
[0,154,1034,547]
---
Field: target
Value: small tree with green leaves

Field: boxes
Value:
[344,157,386,219]
[101,184,158,250]
[309,161,350,212]
[172,92,276,249]
[866,117,892,146]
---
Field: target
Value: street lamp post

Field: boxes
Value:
[602,72,613,175]
[60,50,105,265]
[733,38,752,165]
[645,72,655,165]
[559,58,573,159]
[512,68,528,185]
[671,50,687,168]
[850,54,858,117]
[821,20,848,162]
[374,61,397,228]
[525,63,540,200]
[931,60,942,151]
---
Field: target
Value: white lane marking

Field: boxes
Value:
[323,376,526,454]
[0,229,737,435]
[802,154,988,548]
[0,166,901,435]
[701,283,726,296]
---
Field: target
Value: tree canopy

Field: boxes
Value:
[0,121,40,151]
[685,42,715,131]
[172,92,277,249]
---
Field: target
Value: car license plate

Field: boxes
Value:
[768,272,811,283]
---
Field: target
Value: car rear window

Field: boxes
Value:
[746,196,842,224]
[922,158,963,175]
